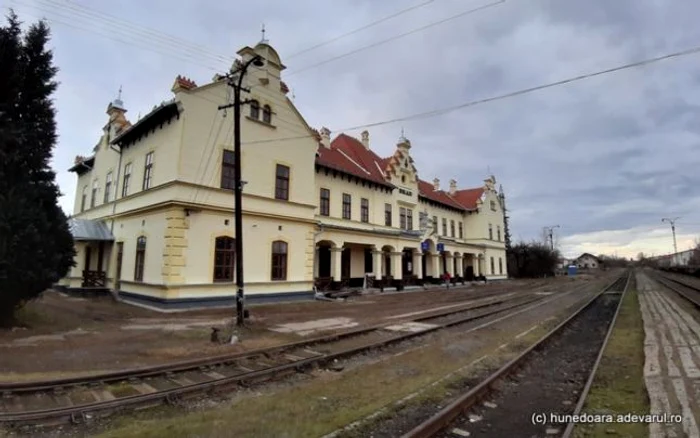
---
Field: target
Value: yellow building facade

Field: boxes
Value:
[58,41,508,308]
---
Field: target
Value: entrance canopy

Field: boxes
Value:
[68,218,114,241]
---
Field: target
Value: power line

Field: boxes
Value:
[286,0,505,76]
[240,41,700,146]
[10,3,224,71]
[36,0,233,65]
[286,0,437,59]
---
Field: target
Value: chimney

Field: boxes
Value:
[171,75,197,94]
[361,130,370,149]
[320,127,331,149]
[449,179,457,195]
[433,178,440,191]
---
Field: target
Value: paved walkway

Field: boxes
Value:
[638,271,700,438]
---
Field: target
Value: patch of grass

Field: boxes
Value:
[573,286,649,438]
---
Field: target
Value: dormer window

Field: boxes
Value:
[250,100,260,119]
[262,105,272,124]
[401,175,406,183]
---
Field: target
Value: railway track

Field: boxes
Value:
[650,270,700,307]
[401,271,630,438]
[0,289,565,428]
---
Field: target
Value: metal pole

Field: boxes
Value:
[233,78,245,326]
[662,217,681,255]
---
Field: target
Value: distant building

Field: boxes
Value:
[650,249,697,268]
[574,253,600,269]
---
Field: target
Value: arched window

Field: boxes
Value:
[262,105,272,124]
[250,100,260,119]
[214,236,235,282]
[134,236,146,282]
[271,241,288,281]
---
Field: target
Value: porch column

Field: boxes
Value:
[413,250,423,279]
[445,254,455,276]
[431,253,441,277]
[313,248,320,278]
[330,247,343,281]
[391,252,403,280]
[474,256,481,276]
[455,254,463,277]
[372,250,383,280]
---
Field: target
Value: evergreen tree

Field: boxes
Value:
[0,11,75,324]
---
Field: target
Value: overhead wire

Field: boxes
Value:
[286,0,506,76]
[285,0,437,59]
[35,0,233,66]
[238,41,700,146]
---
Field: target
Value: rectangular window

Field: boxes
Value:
[432,216,437,233]
[342,193,351,219]
[442,218,447,236]
[221,149,236,190]
[90,180,98,208]
[450,220,455,237]
[271,241,288,281]
[134,236,146,282]
[104,172,113,203]
[384,203,392,226]
[143,152,154,190]
[499,257,503,275]
[122,163,132,197]
[275,164,290,200]
[458,222,464,239]
[399,207,407,230]
[320,188,330,216]
[490,200,497,211]
[361,198,369,223]
[407,209,413,230]
[81,185,87,212]
[489,224,493,240]
[490,257,495,275]
[497,226,501,241]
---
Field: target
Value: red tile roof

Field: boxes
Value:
[316,134,393,186]
[452,187,484,209]
[315,133,485,210]
[417,179,467,210]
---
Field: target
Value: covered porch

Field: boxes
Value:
[56,218,115,294]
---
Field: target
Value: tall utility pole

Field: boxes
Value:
[217,54,265,326]
[543,225,560,251]
[662,217,681,254]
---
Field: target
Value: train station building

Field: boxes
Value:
[58,40,508,308]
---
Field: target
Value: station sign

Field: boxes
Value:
[421,241,430,251]
[437,243,445,252]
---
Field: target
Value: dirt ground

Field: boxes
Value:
[0,275,596,379]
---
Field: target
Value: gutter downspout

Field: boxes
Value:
[109,143,123,234]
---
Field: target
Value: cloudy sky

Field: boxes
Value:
[6,0,700,259]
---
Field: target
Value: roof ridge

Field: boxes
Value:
[336,149,371,175]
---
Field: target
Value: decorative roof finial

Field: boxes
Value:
[117,85,122,100]
[260,23,268,43]
[399,126,407,142]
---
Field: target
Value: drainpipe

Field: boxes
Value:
[109,143,123,234]
[312,223,324,295]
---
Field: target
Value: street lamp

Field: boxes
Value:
[662,217,680,254]
[218,54,265,326]
[543,225,560,251]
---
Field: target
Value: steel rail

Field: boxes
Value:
[560,271,632,438]
[0,291,525,394]
[401,272,629,438]
[652,272,700,308]
[1,295,550,426]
